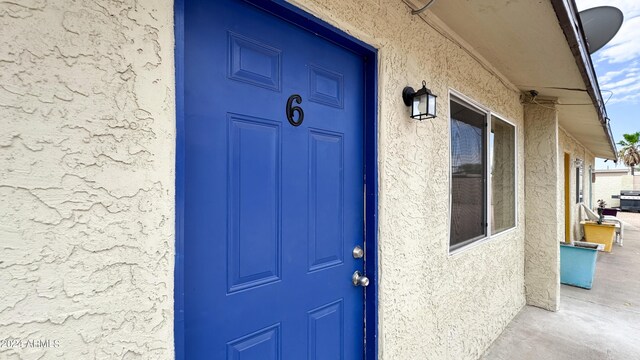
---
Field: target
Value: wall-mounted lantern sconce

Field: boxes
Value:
[402,80,437,120]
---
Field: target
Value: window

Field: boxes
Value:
[450,99,487,249]
[588,166,593,208]
[490,115,516,234]
[576,164,583,204]
[450,95,516,251]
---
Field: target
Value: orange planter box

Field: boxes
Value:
[582,221,616,252]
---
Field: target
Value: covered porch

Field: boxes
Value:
[483,211,640,359]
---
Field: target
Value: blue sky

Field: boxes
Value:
[576,0,640,169]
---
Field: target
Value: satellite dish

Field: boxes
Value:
[579,6,624,54]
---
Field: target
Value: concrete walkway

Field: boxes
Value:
[483,212,640,360]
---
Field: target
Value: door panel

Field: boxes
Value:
[308,130,344,272]
[308,300,344,359]
[227,114,282,293]
[184,0,365,358]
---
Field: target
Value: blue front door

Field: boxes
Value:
[184,0,366,358]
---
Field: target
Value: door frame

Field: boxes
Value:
[173,1,379,359]
[564,152,570,242]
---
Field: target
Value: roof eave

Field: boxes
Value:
[550,0,618,160]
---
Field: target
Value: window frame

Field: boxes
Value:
[448,90,518,255]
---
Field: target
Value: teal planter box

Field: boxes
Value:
[560,244,598,289]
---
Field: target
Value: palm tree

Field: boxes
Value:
[617,132,640,175]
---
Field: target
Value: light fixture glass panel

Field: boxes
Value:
[418,93,427,115]
[428,94,436,116]
[412,97,421,117]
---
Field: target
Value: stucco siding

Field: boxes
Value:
[1,0,550,359]
[523,104,561,311]
[521,118,595,312]
[559,127,596,243]
[0,1,175,359]
[287,1,525,359]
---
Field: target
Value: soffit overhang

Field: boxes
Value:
[424,0,616,159]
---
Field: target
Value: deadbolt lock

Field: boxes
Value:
[352,245,364,259]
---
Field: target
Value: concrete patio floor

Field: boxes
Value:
[482,212,640,360]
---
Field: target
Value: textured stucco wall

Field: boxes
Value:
[288,1,526,359]
[593,171,632,208]
[0,1,175,359]
[523,104,561,311]
[559,127,595,242]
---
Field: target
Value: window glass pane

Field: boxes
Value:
[490,115,515,234]
[576,165,583,203]
[450,100,486,248]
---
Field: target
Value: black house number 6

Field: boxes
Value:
[286,94,304,127]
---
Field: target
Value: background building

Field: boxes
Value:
[593,168,640,208]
